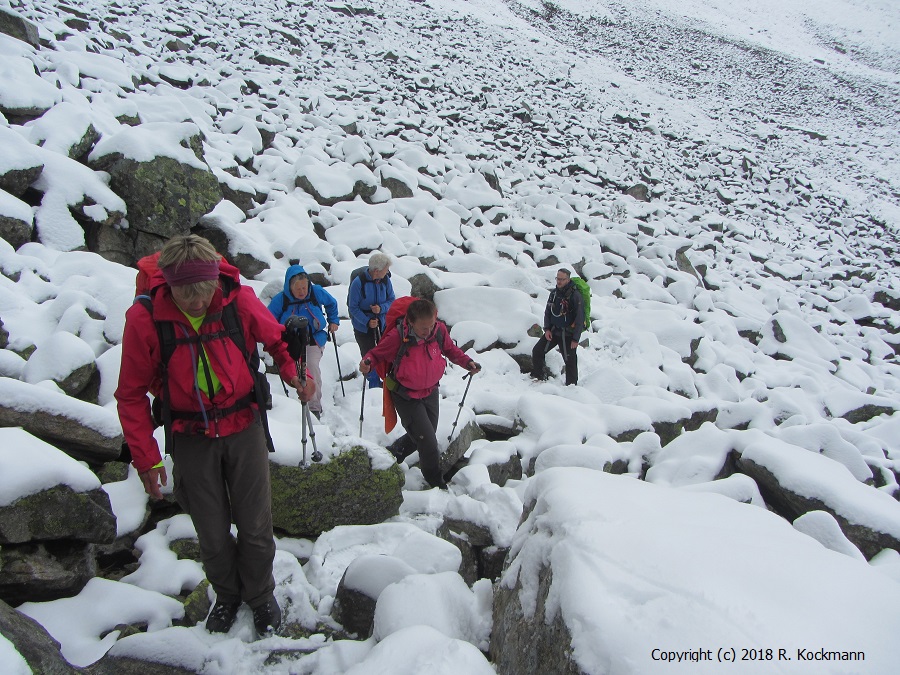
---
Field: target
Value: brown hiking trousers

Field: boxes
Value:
[170,422,276,609]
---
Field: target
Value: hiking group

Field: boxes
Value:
[115,234,587,638]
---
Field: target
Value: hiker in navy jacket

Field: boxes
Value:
[347,252,395,388]
[531,268,584,385]
[268,264,339,418]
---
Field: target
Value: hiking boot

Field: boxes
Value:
[206,600,240,634]
[387,435,415,462]
[252,597,282,636]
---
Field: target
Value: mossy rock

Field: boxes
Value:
[270,448,404,537]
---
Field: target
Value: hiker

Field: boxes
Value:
[267,263,339,419]
[358,298,480,490]
[116,234,315,638]
[531,268,584,386]
[347,252,395,388]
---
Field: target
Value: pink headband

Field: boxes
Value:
[161,259,220,286]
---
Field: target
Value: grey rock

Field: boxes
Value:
[0,598,78,674]
[0,211,33,250]
[54,361,98,398]
[407,272,441,301]
[0,401,123,463]
[332,554,416,637]
[443,420,484,476]
[270,448,404,537]
[88,151,222,254]
[194,226,268,278]
[737,456,900,559]
[295,174,376,206]
[492,564,582,675]
[437,523,479,586]
[0,541,98,604]
[86,656,199,675]
[625,183,650,202]
[380,174,414,199]
[0,164,43,197]
[0,486,117,545]
[0,7,40,47]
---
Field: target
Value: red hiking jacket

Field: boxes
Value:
[116,261,298,473]
[365,320,472,399]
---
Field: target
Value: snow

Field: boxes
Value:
[1,0,899,672]
[0,427,100,507]
[504,469,900,674]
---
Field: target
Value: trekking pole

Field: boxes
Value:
[359,359,370,437]
[329,331,345,397]
[303,403,322,463]
[448,371,476,441]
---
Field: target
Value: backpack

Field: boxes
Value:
[134,275,274,454]
[570,277,592,331]
[347,265,391,304]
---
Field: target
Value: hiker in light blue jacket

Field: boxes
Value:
[268,264,339,417]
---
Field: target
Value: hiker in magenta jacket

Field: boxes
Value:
[359,298,480,490]
[116,235,314,638]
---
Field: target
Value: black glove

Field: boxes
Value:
[284,316,309,360]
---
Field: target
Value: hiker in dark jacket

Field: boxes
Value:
[348,252,395,388]
[267,264,339,418]
[359,299,480,489]
[531,268,584,385]
[116,235,315,638]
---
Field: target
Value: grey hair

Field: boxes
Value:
[368,252,392,272]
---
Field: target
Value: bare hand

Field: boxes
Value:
[371,304,381,314]
[359,359,371,375]
[368,318,378,329]
[328,323,339,333]
[290,375,316,402]
[544,330,552,340]
[140,466,168,501]
[570,341,578,350]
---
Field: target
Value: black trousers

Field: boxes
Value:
[354,328,382,387]
[390,388,443,487]
[531,332,578,385]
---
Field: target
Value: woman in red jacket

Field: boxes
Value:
[116,235,314,638]
[359,299,480,490]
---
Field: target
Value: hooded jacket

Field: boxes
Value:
[364,319,472,399]
[116,260,298,473]
[348,268,395,334]
[267,264,340,347]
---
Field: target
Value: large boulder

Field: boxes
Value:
[0,598,78,675]
[737,438,900,559]
[0,8,40,47]
[0,378,124,462]
[270,448,404,537]
[87,123,223,262]
[0,485,117,545]
[0,541,98,604]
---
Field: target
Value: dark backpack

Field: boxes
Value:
[135,280,274,453]
[347,265,391,305]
